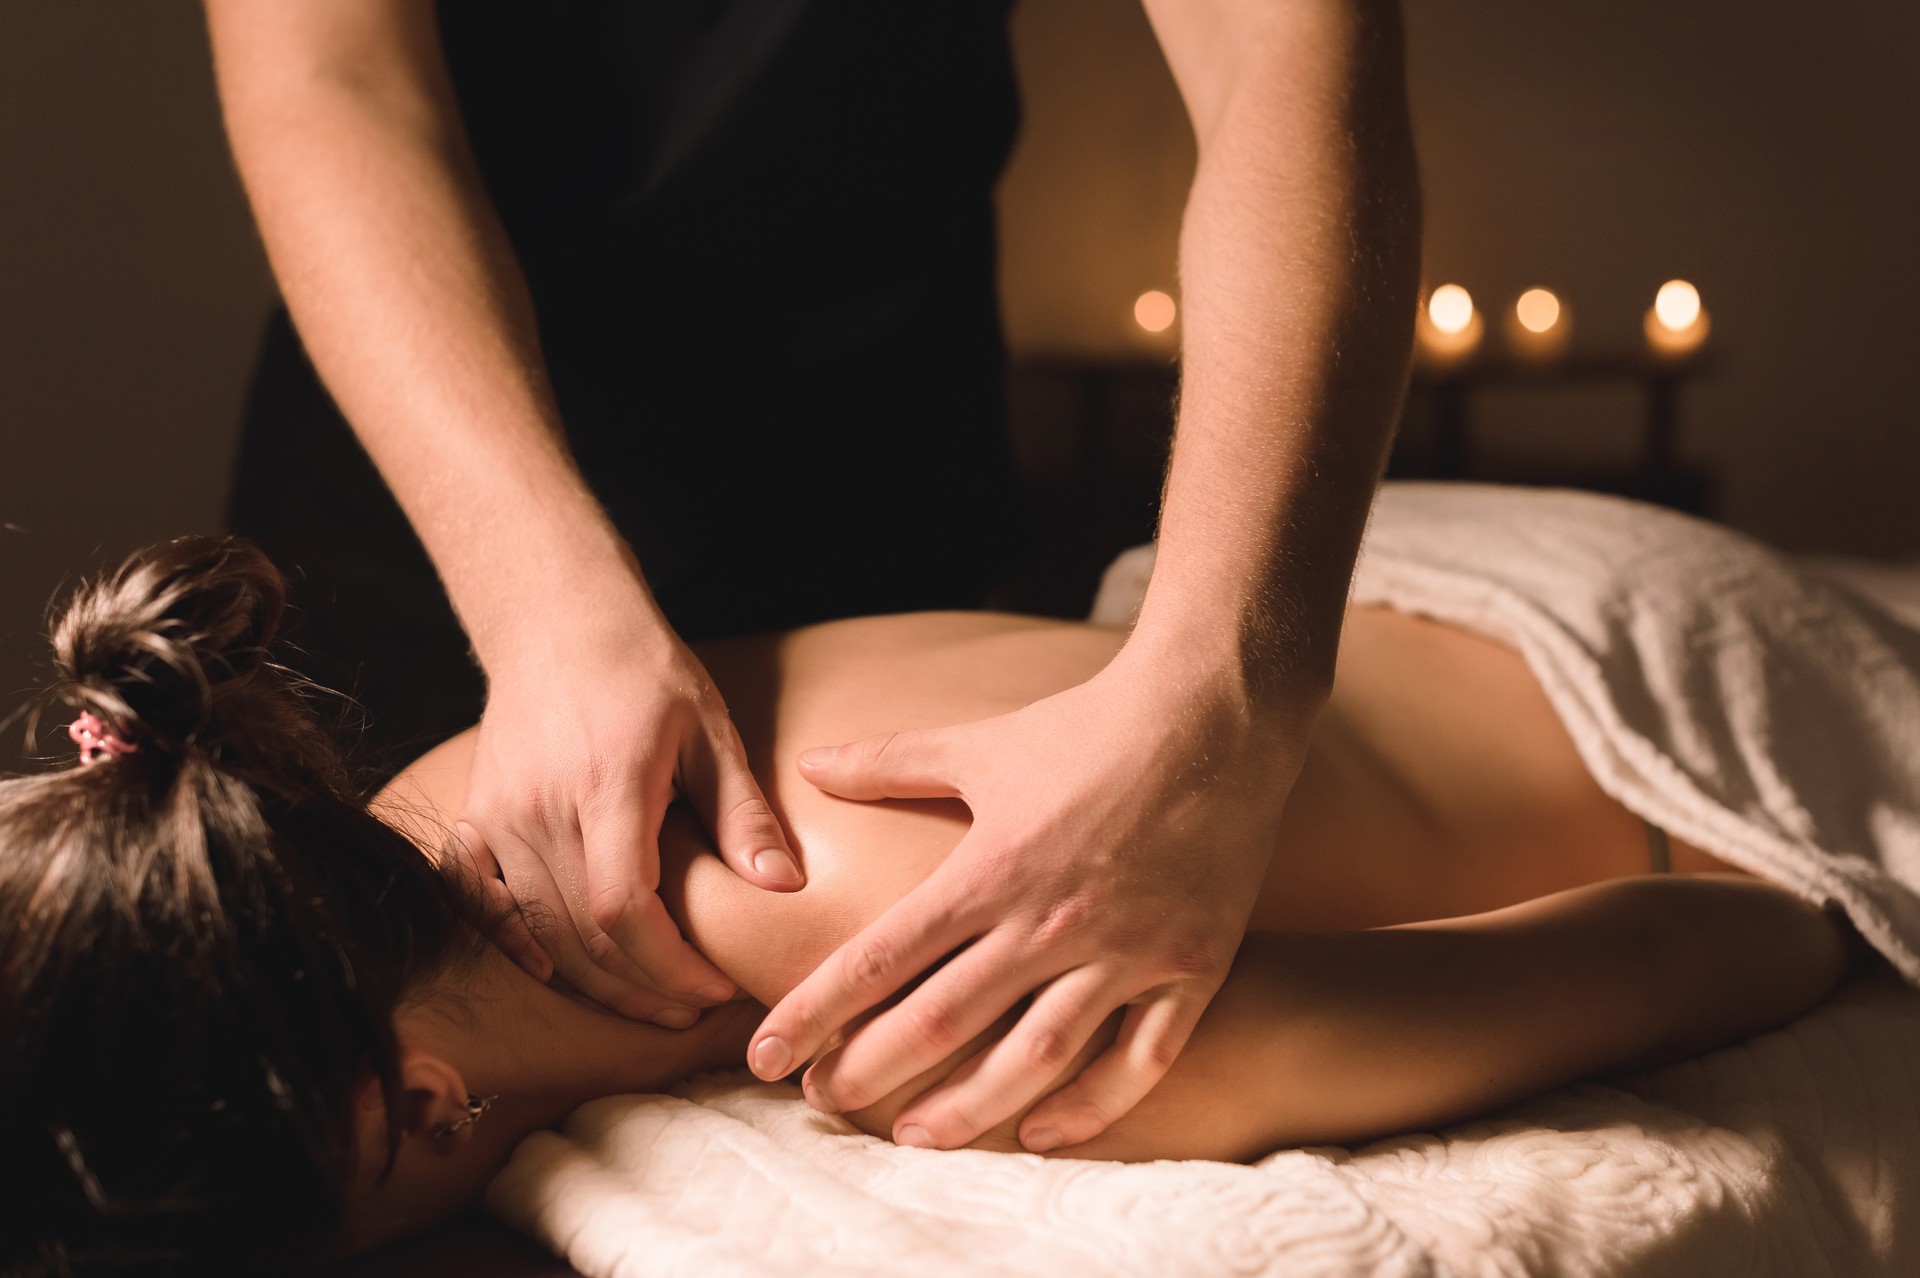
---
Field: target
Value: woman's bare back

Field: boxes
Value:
[393,608,1734,1010]
[388,608,1819,1164]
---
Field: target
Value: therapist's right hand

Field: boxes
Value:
[447,608,806,1026]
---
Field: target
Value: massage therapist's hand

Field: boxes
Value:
[451,605,805,1026]
[750,636,1310,1153]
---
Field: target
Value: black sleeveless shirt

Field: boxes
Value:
[230,1,1024,755]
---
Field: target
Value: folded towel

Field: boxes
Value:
[488,483,1920,1276]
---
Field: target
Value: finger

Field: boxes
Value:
[485,821,699,1026]
[480,873,553,982]
[579,804,737,1004]
[749,863,985,1081]
[447,823,552,982]
[682,714,804,891]
[514,819,664,995]
[890,967,1121,1151]
[796,726,967,802]
[802,930,1069,1115]
[590,882,737,1007]
[1018,986,1210,1153]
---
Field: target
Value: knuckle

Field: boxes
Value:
[1103,911,1156,952]
[1164,936,1224,982]
[725,793,781,836]
[1019,1022,1075,1074]
[1140,1031,1184,1074]
[1058,1088,1119,1133]
[928,1101,987,1144]
[807,1057,866,1110]
[868,730,913,770]
[582,929,624,966]
[587,888,632,937]
[580,763,657,820]
[683,678,724,715]
[508,779,562,837]
[845,934,900,994]
[579,750,616,795]
[903,1000,964,1055]
[825,1074,875,1112]
[783,999,831,1048]
[1080,1096,1121,1131]
[1030,897,1093,950]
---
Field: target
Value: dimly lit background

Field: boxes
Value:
[4,0,1917,768]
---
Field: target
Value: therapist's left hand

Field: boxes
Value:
[747,635,1316,1153]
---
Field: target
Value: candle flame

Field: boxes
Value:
[1515,288,1561,334]
[1134,290,1177,333]
[1654,280,1701,331]
[1428,284,1474,335]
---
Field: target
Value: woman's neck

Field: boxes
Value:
[341,949,760,1254]
[433,948,761,1117]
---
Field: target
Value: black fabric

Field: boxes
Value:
[228,0,1024,769]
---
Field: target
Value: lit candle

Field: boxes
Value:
[1415,284,1483,368]
[1504,286,1571,360]
[1644,279,1709,359]
[1134,289,1177,334]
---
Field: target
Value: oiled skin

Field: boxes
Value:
[398,608,1677,994]
[390,609,1840,1162]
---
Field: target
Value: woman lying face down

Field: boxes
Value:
[2,534,1865,1272]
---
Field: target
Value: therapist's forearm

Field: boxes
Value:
[1132,0,1420,714]
[207,6,658,675]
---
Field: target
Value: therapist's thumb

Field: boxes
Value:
[697,723,805,892]
[797,727,964,802]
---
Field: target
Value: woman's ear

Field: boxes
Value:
[336,1050,491,1255]
[346,1045,474,1185]
[394,1046,473,1145]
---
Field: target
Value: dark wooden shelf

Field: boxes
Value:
[1412,349,1716,386]
[997,348,1723,615]
[1401,346,1718,510]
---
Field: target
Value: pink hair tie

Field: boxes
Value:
[69,710,138,766]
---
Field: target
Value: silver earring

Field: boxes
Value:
[435,1093,497,1139]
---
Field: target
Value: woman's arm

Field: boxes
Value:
[831,875,1855,1161]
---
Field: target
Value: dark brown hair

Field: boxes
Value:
[0,537,480,1276]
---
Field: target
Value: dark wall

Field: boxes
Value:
[999,0,1920,554]
[0,4,273,764]
[4,0,1917,767]
[1411,1,1920,552]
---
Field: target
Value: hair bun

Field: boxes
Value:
[51,535,293,760]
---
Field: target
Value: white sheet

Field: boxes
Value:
[490,484,1920,1276]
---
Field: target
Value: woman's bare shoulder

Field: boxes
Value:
[371,730,478,851]
[366,610,1103,854]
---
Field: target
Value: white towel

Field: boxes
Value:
[1345,483,1920,980]
[488,483,1920,1276]
[490,969,1920,1277]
